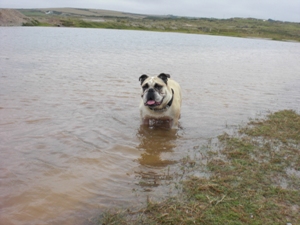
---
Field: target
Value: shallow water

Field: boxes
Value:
[0,27,299,225]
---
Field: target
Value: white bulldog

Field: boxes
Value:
[139,73,182,128]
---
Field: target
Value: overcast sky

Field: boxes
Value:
[1,0,299,22]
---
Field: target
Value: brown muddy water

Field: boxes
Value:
[0,27,300,225]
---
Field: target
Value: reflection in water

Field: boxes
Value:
[135,124,181,192]
[137,124,179,167]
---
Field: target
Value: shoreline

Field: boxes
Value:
[95,110,300,224]
[1,25,300,44]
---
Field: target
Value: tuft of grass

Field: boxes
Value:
[95,110,300,225]
[241,110,300,143]
[94,210,128,225]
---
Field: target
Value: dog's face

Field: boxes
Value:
[139,73,171,109]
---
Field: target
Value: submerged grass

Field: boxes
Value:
[96,110,300,225]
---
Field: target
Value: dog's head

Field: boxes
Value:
[139,73,172,109]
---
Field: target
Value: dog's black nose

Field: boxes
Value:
[147,88,155,101]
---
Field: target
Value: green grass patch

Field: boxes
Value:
[95,110,300,224]
[22,19,40,26]
[241,110,300,143]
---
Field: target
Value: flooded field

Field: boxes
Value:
[0,27,299,225]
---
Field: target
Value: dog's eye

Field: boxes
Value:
[142,84,149,90]
[154,84,162,90]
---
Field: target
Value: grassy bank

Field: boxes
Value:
[96,110,300,224]
[18,8,300,42]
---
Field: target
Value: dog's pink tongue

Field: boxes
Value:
[147,100,156,105]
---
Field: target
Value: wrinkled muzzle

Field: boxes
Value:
[145,89,162,106]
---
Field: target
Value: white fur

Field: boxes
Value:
[139,76,182,128]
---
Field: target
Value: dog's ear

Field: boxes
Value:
[158,73,170,85]
[139,74,148,85]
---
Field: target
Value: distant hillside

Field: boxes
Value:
[1,8,299,42]
[0,9,34,26]
[19,8,147,19]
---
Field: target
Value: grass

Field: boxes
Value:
[17,8,300,42]
[241,110,300,143]
[95,110,300,224]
